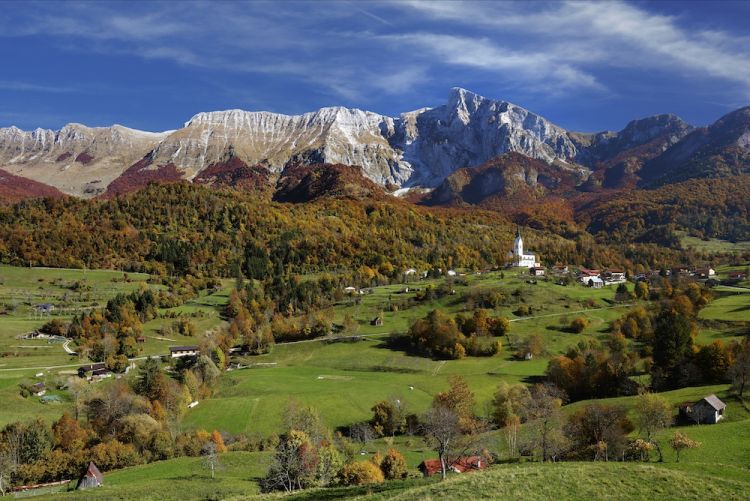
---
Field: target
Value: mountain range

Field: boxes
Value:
[0,88,748,201]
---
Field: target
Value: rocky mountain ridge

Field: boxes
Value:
[0,88,746,198]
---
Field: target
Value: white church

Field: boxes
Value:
[510,227,539,268]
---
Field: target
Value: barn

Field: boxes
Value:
[679,394,726,424]
[418,456,486,477]
[76,462,103,490]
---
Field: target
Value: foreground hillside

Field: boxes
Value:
[41,459,750,500]
[345,462,750,501]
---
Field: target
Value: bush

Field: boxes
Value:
[39,319,67,336]
[337,460,385,486]
[570,317,590,333]
[380,449,408,480]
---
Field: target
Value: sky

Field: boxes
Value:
[1,0,749,133]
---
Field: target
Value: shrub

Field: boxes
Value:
[337,460,385,486]
[380,448,408,480]
[570,317,590,333]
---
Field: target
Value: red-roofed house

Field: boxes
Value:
[418,456,486,477]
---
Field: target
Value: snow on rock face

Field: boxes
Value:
[390,88,581,186]
[1,88,696,197]
[154,107,405,183]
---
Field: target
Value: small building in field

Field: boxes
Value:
[587,276,604,289]
[695,267,716,279]
[170,345,200,359]
[76,462,103,490]
[679,395,726,424]
[418,456,486,477]
[78,363,105,378]
[370,316,383,326]
[672,266,690,276]
[728,271,747,280]
[35,303,55,315]
[90,368,112,382]
[552,265,569,275]
[530,266,545,277]
[578,268,601,283]
[31,382,46,397]
[136,336,146,344]
[603,268,626,283]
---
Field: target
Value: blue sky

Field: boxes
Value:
[1,0,749,132]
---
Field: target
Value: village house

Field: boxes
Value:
[77,462,104,490]
[551,264,569,275]
[587,276,604,289]
[530,266,546,277]
[602,268,626,283]
[78,362,106,378]
[672,266,690,276]
[90,368,112,382]
[578,268,601,284]
[370,316,383,326]
[418,456,486,477]
[694,267,716,279]
[31,382,46,397]
[728,271,748,280]
[35,303,55,315]
[170,345,200,359]
[679,395,726,424]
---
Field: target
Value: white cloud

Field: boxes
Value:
[400,0,750,93]
[384,34,604,92]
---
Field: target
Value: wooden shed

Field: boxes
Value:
[77,462,103,490]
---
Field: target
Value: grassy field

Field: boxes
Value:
[183,270,638,436]
[0,265,230,427]
[1,264,748,499]
[679,233,750,254]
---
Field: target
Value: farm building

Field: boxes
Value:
[78,363,105,378]
[679,395,726,424]
[76,462,103,490]
[35,303,55,315]
[370,316,383,326]
[728,271,747,280]
[530,266,545,277]
[170,345,200,358]
[31,382,46,397]
[90,368,112,382]
[603,268,626,283]
[695,267,716,279]
[418,456,486,477]
[552,265,569,275]
[578,268,601,283]
[587,276,604,289]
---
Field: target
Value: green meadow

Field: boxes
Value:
[0,264,747,499]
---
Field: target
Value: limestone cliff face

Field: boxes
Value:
[0,124,168,196]
[0,88,710,198]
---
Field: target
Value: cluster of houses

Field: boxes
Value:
[78,363,112,382]
[576,268,627,288]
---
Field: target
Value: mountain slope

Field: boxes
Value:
[571,114,693,189]
[0,169,64,202]
[4,89,745,200]
[640,107,750,185]
[425,152,581,206]
[0,124,168,197]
